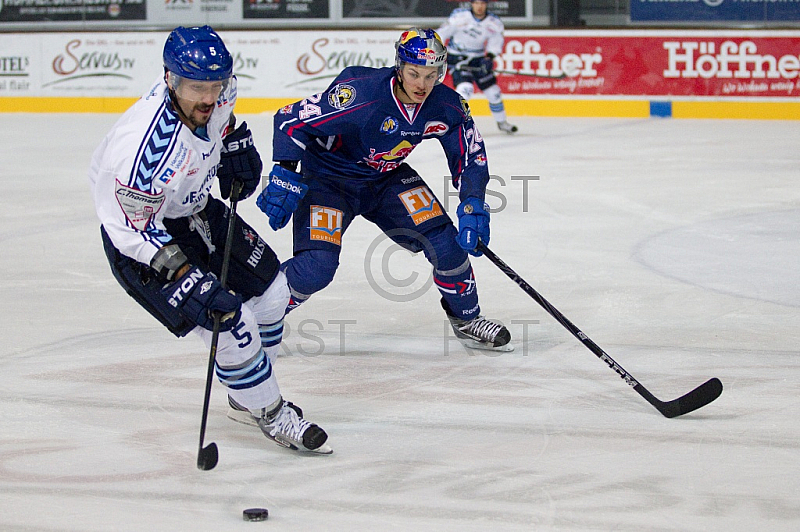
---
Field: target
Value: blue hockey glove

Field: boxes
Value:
[456,197,490,257]
[256,164,309,231]
[218,121,263,201]
[161,265,242,332]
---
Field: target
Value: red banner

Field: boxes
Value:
[485,34,800,98]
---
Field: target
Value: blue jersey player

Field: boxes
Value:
[257,28,511,351]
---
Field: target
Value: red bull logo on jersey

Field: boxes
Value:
[364,140,416,172]
[398,186,443,226]
[309,205,343,245]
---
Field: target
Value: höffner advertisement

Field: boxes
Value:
[1,30,799,99]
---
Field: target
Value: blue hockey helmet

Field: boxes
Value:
[163,26,232,81]
[395,28,447,84]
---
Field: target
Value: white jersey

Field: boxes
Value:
[88,75,236,267]
[437,8,505,58]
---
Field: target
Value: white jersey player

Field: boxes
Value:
[437,0,518,134]
[88,25,330,455]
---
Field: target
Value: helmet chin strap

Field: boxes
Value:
[394,70,414,103]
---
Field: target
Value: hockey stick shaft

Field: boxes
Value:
[456,64,566,80]
[494,69,568,79]
[478,242,722,418]
[197,181,243,470]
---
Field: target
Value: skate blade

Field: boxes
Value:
[273,434,334,455]
[307,443,333,455]
[227,408,258,427]
[458,339,515,352]
[229,408,333,454]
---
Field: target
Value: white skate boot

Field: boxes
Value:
[228,396,332,454]
[497,121,518,134]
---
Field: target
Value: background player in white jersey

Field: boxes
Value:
[257,28,512,351]
[437,0,518,134]
[88,26,330,454]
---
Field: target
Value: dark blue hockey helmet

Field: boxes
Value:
[395,28,447,84]
[163,26,232,81]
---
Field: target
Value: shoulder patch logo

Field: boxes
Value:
[114,179,166,231]
[380,116,400,135]
[460,97,472,119]
[328,84,356,109]
[423,121,449,136]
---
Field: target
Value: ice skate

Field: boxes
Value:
[442,299,513,352]
[497,121,518,134]
[228,395,302,426]
[227,396,332,454]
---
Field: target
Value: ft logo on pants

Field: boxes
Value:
[309,205,343,245]
[399,186,443,225]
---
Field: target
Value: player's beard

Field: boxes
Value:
[183,101,215,130]
[170,91,214,131]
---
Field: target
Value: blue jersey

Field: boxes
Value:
[273,66,490,202]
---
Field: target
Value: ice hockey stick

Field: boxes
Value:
[197,182,243,470]
[478,242,723,418]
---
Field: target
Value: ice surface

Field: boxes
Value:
[1,112,799,531]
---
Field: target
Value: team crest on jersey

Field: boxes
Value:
[114,180,165,231]
[380,117,399,135]
[474,154,487,166]
[328,84,356,110]
[398,186,443,226]
[309,205,343,245]
[279,104,294,114]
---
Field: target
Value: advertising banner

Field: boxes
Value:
[3,30,800,101]
[0,31,395,99]
[494,32,800,98]
[0,0,146,22]
[243,0,329,19]
[342,0,524,19]
[0,32,161,98]
[147,0,240,26]
[225,31,395,96]
[630,0,800,23]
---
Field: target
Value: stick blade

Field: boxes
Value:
[661,377,723,418]
[197,442,218,470]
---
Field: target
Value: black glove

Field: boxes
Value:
[478,55,495,75]
[161,265,242,332]
[218,121,263,200]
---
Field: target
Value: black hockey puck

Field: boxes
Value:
[243,508,269,521]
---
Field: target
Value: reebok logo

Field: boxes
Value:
[271,176,304,195]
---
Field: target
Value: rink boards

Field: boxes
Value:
[1,29,799,120]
